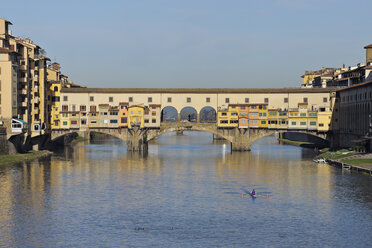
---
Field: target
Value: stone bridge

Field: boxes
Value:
[50,122,330,152]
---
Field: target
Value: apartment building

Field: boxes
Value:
[0,18,50,134]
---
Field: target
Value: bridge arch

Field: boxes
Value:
[161,106,178,122]
[146,125,233,143]
[279,131,329,147]
[199,106,217,123]
[180,106,197,122]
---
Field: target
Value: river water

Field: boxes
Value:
[0,132,371,247]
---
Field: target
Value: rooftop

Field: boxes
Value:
[61,88,335,94]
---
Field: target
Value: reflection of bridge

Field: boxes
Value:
[51,122,328,152]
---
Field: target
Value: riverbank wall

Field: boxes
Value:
[326,159,372,175]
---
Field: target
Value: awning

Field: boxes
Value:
[12,118,27,124]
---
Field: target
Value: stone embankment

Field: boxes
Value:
[326,154,372,175]
[317,150,372,175]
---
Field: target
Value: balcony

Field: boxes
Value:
[21,102,28,107]
[19,64,27,71]
[21,88,27,95]
[20,77,27,83]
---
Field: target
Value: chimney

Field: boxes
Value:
[51,62,60,72]
[364,44,372,65]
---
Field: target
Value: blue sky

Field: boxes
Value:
[3,0,372,88]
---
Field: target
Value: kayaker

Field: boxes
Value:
[251,189,256,196]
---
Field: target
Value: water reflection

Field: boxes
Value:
[0,132,371,247]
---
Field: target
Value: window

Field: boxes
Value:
[300,122,306,126]
[144,119,149,123]
[72,114,76,117]
[71,120,77,125]
[220,120,228,124]
[62,105,68,111]
[225,98,229,103]
[284,97,288,103]
[63,96,68,101]
[90,120,97,124]
[300,113,306,117]
[91,113,97,117]
[148,97,152,103]
[264,98,268,103]
[269,112,276,116]
[323,97,327,103]
[310,121,316,126]
[241,120,246,124]
[221,112,227,116]
[109,97,113,102]
[291,121,296,125]
[261,121,266,124]
[206,97,210,103]
[303,97,308,103]
[230,120,238,124]
[241,106,246,110]
[187,97,191,103]
[81,119,87,125]
[129,97,133,102]
[250,120,257,124]
[110,112,118,115]
[152,111,156,116]
[90,96,94,102]
[110,120,118,124]
[63,121,68,126]
[121,117,127,123]
[80,105,86,111]
[250,112,257,116]
[245,98,249,103]
[319,123,324,127]
[152,119,156,123]
[90,105,96,112]
[167,97,172,103]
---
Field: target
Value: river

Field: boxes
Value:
[0,132,371,247]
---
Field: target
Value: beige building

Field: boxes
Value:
[60,88,334,119]
[143,104,161,128]
[337,80,372,151]
[0,18,50,135]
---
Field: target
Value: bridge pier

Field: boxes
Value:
[231,140,251,151]
[127,127,148,152]
[229,128,252,151]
